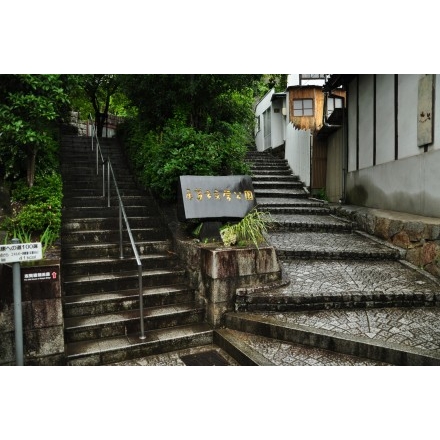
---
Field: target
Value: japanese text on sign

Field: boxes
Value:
[0,242,42,264]
[185,188,254,202]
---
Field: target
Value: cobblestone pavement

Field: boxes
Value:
[112,344,240,366]
[267,230,401,258]
[269,213,350,229]
[244,308,440,353]
[222,329,390,366]
[263,259,440,299]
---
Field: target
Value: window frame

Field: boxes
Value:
[293,98,314,117]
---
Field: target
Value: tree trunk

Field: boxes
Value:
[27,147,37,187]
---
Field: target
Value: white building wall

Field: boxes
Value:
[344,74,440,217]
[398,74,419,160]
[285,124,311,187]
[254,88,287,151]
[255,89,274,152]
[376,74,395,165]
[358,75,374,169]
[271,99,286,149]
[347,77,358,172]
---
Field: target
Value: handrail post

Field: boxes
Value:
[138,264,145,339]
[119,201,123,259]
[102,161,106,198]
[107,160,110,205]
[96,139,99,175]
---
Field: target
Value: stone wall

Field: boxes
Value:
[170,221,282,327]
[0,260,64,365]
[331,205,440,278]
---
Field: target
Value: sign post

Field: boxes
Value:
[1,238,42,365]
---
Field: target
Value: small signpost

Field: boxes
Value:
[1,239,42,365]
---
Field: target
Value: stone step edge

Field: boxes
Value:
[66,323,213,364]
[64,301,204,331]
[214,328,274,366]
[224,313,440,366]
[63,267,186,285]
[64,283,193,307]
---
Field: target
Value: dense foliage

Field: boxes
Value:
[0,74,70,187]
[0,74,69,249]
[1,171,62,248]
[118,74,263,201]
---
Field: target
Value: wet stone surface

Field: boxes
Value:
[224,329,390,366]
[259,260,440,298]
[246,308,440,352]
[110,345,239,366]
[269,214,350,228]
[267,231,400,258]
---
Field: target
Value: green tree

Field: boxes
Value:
[0,74,70,187]
[70,74,120,137]
[118,74,263,201]
[119,74,262,132]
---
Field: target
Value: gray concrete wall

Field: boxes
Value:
[346,148,440,217]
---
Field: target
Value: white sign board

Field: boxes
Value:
[0,242,42,264]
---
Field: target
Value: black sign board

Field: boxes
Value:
[177,175,256,222]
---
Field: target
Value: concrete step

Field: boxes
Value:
[268,214,353,232]
[253,181,305,189]
[66,322,213,366]
[62,253,180,277]
[64,284,196,317]
[254,188,309,198]
[251,174,300,182]
[62,216,162,231]
[63,267,187,295]
[61,239,173,259]
[256,197,325,208]
[61,227,169,244]
[62,205,155,219]
[63,195,149,207]
[64,301,205,343]
[263,206,330,215]
[108,344,240,366]
[63,187,143,197]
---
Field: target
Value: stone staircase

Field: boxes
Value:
[207,149,440,365]
[92,148,440,366]
[60,135,212,365]
[236,149,403,312]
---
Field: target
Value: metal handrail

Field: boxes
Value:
[88,114,145,340]
[88,113,106,197]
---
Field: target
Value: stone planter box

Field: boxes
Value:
[174,235,282,327]
[0,259,64,366]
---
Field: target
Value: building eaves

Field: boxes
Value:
[271,92,286,101]
[323,74,357,92]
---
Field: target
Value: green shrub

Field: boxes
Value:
[1,171,62,240]
[119,115,251,201]
[220,208,273,249]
